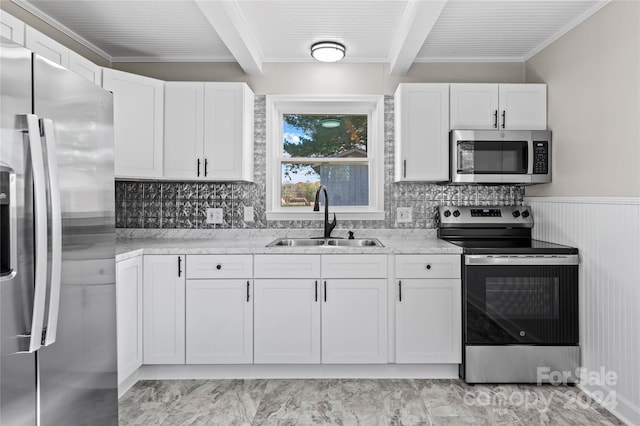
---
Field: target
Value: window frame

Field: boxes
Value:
[266,95,385,221]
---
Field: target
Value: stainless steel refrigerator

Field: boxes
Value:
[0,37,117,425]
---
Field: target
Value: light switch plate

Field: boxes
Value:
[243,206,254,222]
[397,207,412,223]
[206,208,223,224]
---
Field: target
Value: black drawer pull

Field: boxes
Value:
[426,264,431,270]
[216,264,222,270]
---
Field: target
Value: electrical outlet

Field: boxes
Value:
[397,207,412,223]
[206,208,223,224]
[243,206,254,222]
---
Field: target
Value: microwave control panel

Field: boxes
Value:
[533,141,549,174]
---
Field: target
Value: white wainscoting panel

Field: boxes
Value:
[526,197,640,426]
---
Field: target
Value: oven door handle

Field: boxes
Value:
[465,255,579,266]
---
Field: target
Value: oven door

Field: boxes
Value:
[464,255,579,345]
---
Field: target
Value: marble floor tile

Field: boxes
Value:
[119,378,624,426]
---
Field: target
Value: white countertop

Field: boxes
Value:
[115,232,462,262]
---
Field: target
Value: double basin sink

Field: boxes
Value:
[267,237,384,248]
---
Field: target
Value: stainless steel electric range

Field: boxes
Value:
[438,205,580,384]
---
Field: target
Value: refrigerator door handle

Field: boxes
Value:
[24,114,48,352]
[40,118,62,346]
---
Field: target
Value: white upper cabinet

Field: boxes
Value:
[68,51,102,85]
[450,83,546,130]
[25,25,69,68]
[1,11,25,45]
[164,82,254,181]
[203,83,254,182]
[394,83,450,182]
[103,68,164,179]
[498,84,547,130]
[164,82,205,179]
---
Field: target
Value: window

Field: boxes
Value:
[266,96,384,221]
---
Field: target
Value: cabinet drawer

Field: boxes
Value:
[321,255,388,279]
[254,255,320,278]
[395,255,460,279]
[186,255,252,279]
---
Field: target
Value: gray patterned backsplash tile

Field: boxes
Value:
[115,95,524,230]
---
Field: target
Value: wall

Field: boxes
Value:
[525,0,640,198]
[112,62,525,95]
[115,96,525,230]
[524,2,640,424]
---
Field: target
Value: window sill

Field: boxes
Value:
[266,211,385,222]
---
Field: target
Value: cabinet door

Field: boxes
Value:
[450,83,499,130]
[116,256,143,384]
[498,84,547,130]
[254,279,320,363]
[164,82,205,179]
[186,279,252,364]
[322,279,387,364]
[143,255,185,364]
[1,10,25,45]
[396,279,461,363]
[394,83,449,182]
[69,51,101,85]
[103,68,164,178]
[25,26,69,68]
[203,83,254,181]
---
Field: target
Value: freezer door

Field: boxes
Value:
[0,38,37,426]
[32,54,118,425]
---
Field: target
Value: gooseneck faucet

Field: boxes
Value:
[313,185,337,239]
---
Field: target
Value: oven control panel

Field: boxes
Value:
[439,205,533,227]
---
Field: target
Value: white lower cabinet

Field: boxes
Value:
[185,254,253,364]
[143,255,185,364]
[116,256,143,384]
[395,255,462,364]
[322,279,388,364]
[253,279,321,364]
[253,254,387,364]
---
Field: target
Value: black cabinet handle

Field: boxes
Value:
[204,158,208,177]
[315,281,318,302]
[177,256,182,277]
[403,159,407,178]
[324,281,327,302]
[197,158,201,177]
[501,111,506,129]
[216,264,221,270]
[426,264,431,270]
[493,110,498,128]
[399,281,402,302]
[247,281,250,302]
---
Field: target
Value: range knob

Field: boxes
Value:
[521,210,530,218]
[512,210,521,218]
[443,210,451,218]
[453,210,461,218]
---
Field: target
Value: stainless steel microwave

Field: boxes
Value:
[450,130,551,185]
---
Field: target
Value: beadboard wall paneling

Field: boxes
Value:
[526,197,640,426]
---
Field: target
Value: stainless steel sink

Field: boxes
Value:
[326,238,383,247]
[266,237,384,247]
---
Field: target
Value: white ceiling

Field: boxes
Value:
[14,0,608,75]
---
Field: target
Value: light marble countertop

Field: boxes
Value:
[115,229,462,261]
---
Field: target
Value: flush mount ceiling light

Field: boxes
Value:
[311,41,346,62]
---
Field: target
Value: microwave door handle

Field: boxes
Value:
[527,141,534,175]
[24,114,48,352]
[40,119,62,346]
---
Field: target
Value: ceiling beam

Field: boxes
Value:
[388,0,448,76]
[194,0,263,75]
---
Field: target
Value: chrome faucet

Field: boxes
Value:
[313,185,337,239]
